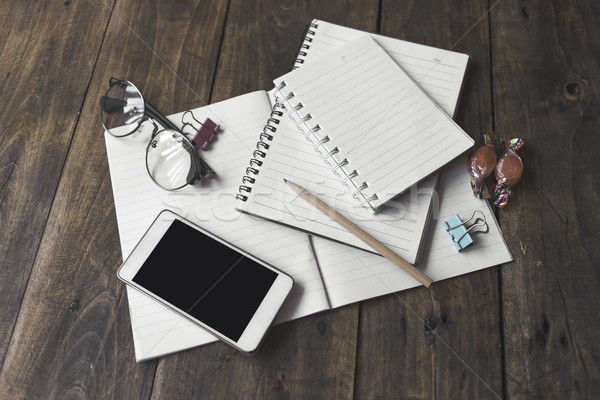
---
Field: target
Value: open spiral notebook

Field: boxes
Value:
[105,20,512,361]
[235,21,472,265]
[272,34,474,212]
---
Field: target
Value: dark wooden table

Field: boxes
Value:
[2,0,599,398]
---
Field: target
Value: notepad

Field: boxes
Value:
[237,95,436,265]
[236,24,472,264]
[293,20,468,115]
[273,34,474,212]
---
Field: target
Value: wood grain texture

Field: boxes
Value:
[209,0,380,103]
[148,1,378,399]
[150,307,359,400]
[492,0,600,398]
[354,1,504,399]
[0,0,228,398]
[2,0,600,398]
[0,0,113,373]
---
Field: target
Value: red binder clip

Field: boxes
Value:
[181,111,220,150]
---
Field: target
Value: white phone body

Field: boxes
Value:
[117,210,294,354]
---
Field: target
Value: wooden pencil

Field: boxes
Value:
[284,179,433,288]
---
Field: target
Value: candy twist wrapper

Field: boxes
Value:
[492,138,524,208]
[468,131,497,199]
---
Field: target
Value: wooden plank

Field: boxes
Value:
[209,0,381,103]
[150,307,360,399]
[354,1,505,398]
[0,0,112,371]
[491,0,600,398]
[147,1,379,399]
[0,0,228,398]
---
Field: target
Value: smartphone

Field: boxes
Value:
[117,210,294,353]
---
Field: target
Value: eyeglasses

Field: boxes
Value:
[100,78,216,190]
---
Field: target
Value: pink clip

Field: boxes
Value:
[191,118,220,150]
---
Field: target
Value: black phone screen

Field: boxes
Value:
[132,219,277,342]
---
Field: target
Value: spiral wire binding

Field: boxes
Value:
[292,21,318,70]
[236,105,284,201]
[273,81,380,208]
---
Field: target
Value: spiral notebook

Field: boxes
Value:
[273,33,474,212]
[236,21,471,264]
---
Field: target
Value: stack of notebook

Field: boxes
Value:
[236,29,474,265]
[105,19,512,361]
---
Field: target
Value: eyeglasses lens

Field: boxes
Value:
[146,130,196,190]
[101,81,145,137]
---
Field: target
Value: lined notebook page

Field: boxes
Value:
[274,34,474,210]
[105,91,330,361]
[311,158,513,307]
[301,19,469,118]
[239,94,436,265]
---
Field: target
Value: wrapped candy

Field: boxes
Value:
[492,138,524,208]
[468,131,497,198]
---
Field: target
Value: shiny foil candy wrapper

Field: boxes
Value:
[492,138,524,208]
[468,131,497,199]
[468,132,524,208]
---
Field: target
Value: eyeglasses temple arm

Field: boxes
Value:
[145,101,179,131]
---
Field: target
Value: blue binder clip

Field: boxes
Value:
[442,210,487,251]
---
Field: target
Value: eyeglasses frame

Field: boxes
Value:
[100,78,215,190]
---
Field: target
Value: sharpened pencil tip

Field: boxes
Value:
[283,178,288,183]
